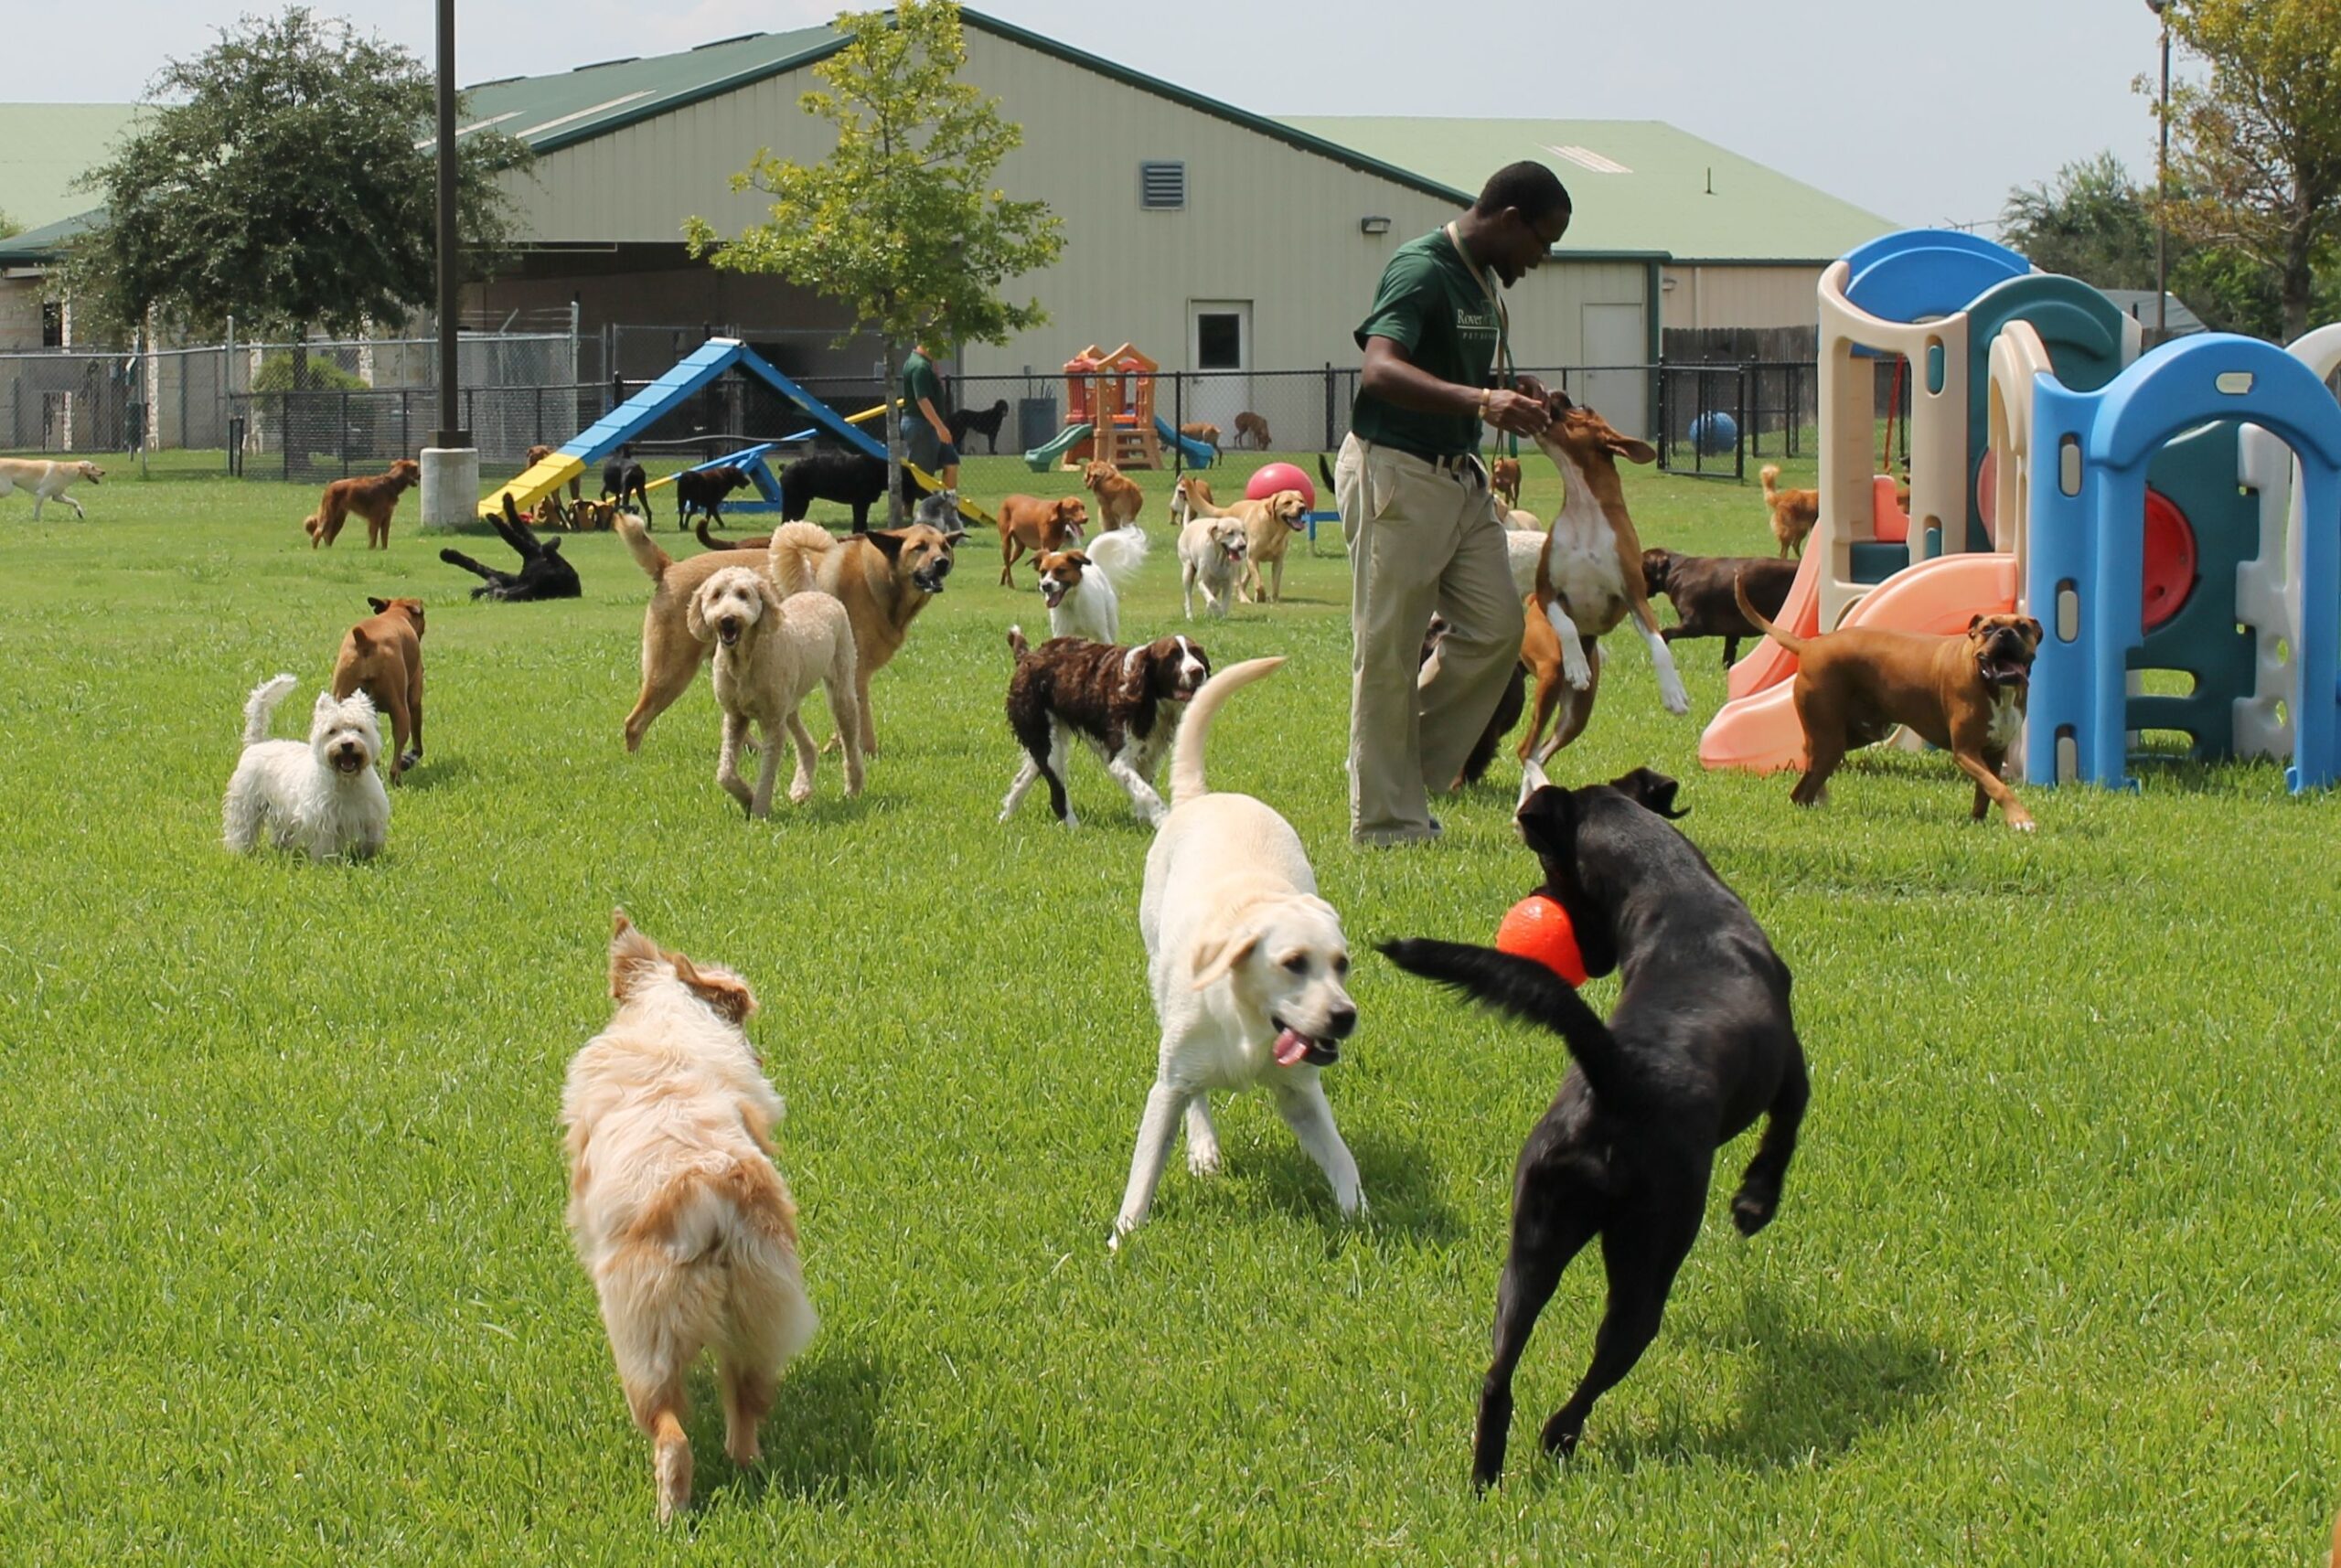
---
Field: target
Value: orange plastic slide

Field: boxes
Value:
[1726,546,1823,701]
[1698,552,2020,775]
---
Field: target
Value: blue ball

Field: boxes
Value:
[1687,411,1739,456]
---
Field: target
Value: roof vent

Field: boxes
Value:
[571,57,639,72]
[693,33,764,48]
[1540,144,1631,176]
[1139,161,1186,210]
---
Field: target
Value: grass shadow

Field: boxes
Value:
[1582,1290,1953,1478]
[704,1345,895,1508]
[390,752,475,792]
[1251,1124,1461,1244]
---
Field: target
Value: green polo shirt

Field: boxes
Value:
[1349,229,1502,460]
[903,349,943,412]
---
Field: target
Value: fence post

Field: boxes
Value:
[1171,370,1184,479]
[1734,365,1748,482]
[1323,362,1336,453]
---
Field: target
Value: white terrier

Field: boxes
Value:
[221,674,390,859]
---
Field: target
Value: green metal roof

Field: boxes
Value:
[0,206,107,268]
[0,105,144,233]
[460,26,844,155]
[1282,117,1897,263]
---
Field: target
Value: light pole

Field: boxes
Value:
[2146,0,2171,340]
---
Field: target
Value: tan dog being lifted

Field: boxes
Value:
[1737,578,2043,830]
[330,596,425,780]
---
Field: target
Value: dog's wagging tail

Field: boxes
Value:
[1376,937,1645,1110]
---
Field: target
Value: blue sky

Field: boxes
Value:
[14,0,2186,234]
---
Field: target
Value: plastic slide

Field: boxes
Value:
[1725,546,1824,701]
[1024,422,1092,472]
[1152,414,1219,468]
[1698,551,2020,774]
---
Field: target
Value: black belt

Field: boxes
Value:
[1412,451,1483,481]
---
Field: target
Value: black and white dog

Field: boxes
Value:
[1380,762,1809,1488]
[778,450,926,533]
[948,398,1011,454]
[999,630,1211,828]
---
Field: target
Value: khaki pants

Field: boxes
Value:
[1337,432,1523,845]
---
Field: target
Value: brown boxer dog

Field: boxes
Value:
[1736,576,2043,830]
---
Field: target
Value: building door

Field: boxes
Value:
[1579,302,1648,440]
[1187,301,1252,448]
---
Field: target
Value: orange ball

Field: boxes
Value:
[1496,894,1587,987]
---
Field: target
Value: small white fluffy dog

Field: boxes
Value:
[1114,656,1362,1246]
[221,674,390,859]
[1041,523,1149,642]
[1177,515,1249,620]
[0,457,103,520]
[563,912,817,1525]
[688,565,863,818]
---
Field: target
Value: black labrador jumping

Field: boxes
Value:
[441,494,583,603]
[1380,763,1808,1488]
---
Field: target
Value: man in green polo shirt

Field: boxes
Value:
[902,343,959,492]
[1335,161,1572,847]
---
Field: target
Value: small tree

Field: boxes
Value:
[2000,154,2161,291]
[2150,0,2341,339]
[685,1,1063,525]
[71,6,530,366]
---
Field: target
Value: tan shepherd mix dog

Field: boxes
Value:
[305,458,422,549]
[329,596,425,780]
[563,912,815,1525]
[768,519,965,756]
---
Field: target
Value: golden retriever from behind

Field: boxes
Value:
[562,912,817,1525]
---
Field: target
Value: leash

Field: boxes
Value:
[1447,220,1534,494]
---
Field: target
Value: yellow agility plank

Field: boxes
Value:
[477,453,587,518]
[907,462,994,531]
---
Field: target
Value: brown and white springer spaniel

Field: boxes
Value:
[999,629,1211,827]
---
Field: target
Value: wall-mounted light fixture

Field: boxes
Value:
[1359,216,1392,236]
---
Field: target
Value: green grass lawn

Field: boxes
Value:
[1,453,2336,1564]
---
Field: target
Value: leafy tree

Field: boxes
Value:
[0,210,18,241]
[685,0,1064,524]
[1999,154,2161,291]
[70,6,530,368]
[2152,0,2341,339]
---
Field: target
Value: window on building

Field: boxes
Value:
[40,302,62,348]
[1139,161,1186,211]
[1195,313,1242,371]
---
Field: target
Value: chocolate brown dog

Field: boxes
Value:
[1737,577,2043,829]
[330,596,425,779]
[1642,549,1797,667]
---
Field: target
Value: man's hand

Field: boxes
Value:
[1483,389,1550,437]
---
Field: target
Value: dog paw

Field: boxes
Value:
[1538,1411,1583,1459]
[788,783,813,805]
[2009,816,2037,833]
[1730,1187,1777,1235]
[1659,673,1692,716]
[1187,1147,1223,1178]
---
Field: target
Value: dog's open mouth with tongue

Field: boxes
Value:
[1271,1015,1339,1067]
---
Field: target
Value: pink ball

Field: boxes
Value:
[1245,461,1316,510]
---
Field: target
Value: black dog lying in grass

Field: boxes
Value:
[947,398,1010,453]
[779,450,926,533]
[1380,763,1808,1488]
[441,495,583,603]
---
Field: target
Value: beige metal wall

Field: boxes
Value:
[1661,263,1823,332]
[497,28,1646,378]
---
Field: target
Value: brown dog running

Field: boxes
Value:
[1082,460,1143,532]
[996,494,1090,584]
[1641,549,1798,667]
[331,596,425,779]
[1758,464,1820,560]
[305,459,422,549]
[1736,578,2043,830]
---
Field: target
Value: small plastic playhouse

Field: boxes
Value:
[1060,342,1164,469]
